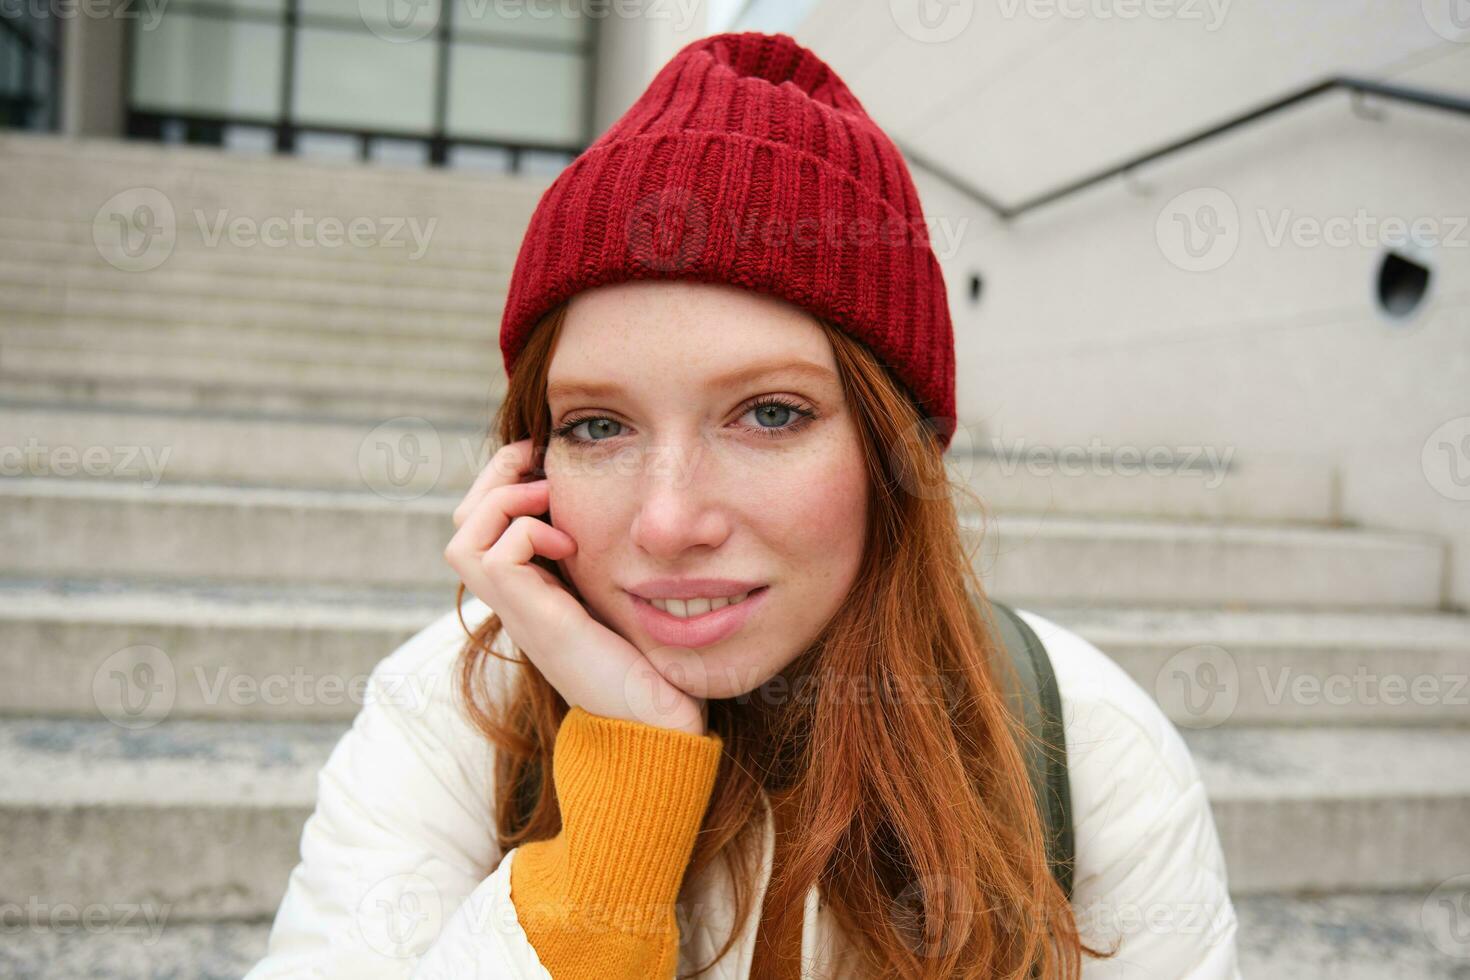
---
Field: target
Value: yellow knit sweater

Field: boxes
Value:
[508,706,729,979]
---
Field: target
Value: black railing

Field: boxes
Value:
[898,76,1470,222]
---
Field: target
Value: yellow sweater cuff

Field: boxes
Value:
[511,706,724,942]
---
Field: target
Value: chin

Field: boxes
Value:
[641,643,776,701]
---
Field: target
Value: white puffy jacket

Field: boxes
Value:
[244,597,1242,979]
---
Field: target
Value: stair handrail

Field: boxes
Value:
[895,76,1470,221]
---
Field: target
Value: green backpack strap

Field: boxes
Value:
[985,598,1075,900]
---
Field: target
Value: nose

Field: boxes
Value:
[628,438,733,560]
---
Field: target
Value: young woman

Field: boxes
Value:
[247,31,1239,980]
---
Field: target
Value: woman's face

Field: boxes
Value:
[544,278,868,701]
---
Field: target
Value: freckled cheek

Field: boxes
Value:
[542,488,608,602]
[543,482,616,552]
[755,458,866,551]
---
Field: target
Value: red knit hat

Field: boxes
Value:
[499,30,957,451]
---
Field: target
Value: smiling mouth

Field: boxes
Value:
[642,587,767,619]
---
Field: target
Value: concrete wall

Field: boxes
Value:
[60,0,128,138]
[591,0,709,135]
[915,90,1470,608]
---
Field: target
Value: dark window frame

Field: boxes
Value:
[121,0,597,171]
[1,5,63,131]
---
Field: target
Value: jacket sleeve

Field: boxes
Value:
[1014,610,1243,980]
[243,603,535,979]
[411,706,725,980]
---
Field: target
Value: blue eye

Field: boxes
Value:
[742,399,816,438]
[555,417,622,442]
[551,397,817,444]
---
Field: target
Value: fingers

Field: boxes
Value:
[485,513,578,569]
[456,477,543,545]
[482,516,582,644]
[443,471,580,628]
[452,438,541,530]
[445,479,556,573]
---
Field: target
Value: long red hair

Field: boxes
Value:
[453,298,1116,977]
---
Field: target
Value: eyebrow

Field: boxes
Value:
[546,358,838,402]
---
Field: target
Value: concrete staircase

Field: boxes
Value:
[2,132,1468,978]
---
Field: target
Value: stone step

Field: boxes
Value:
[0,402,492,493]
[954,445,1338,525]
[0,716,1463,922]
[967,511,1444,610]
[1182,725,1470,894]
[0,214,525,276]
[4,222,535,277]
[0,256,510,315]
[2,888,1468,978]
[0,133,553,216]
[1235,888,1470,980]
[1031,604,1470,727]
[0,315,498,376]
[0,478,461,591]
[0,377,494,423]
[0,279,500,336]
[0,164,538,194]
[0,179,544,258]
[0,233,516,291]
[0,288,499,343]
[0,338,494,404]
[0,168,547,221]
[0,716,342,921]
[3,577,1465,727]
[0,131,556,186]
[0,919,272,980]
[0,477,1445,605]
[0,577,451,722]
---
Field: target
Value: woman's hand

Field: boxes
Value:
[444,438,708,736]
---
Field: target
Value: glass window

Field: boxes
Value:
[296,129,361,159]
[446,142,512,171]
[518,147,574,176]
[121,0,589,166]
[313,0,443,38]
[1,31,23,98]
[223,123,277,153]
[172,0,287,13]
[451,0,588,44]
[370,136,430,166]
[447,43,585,145]
[292,27,436,131]
[131,13,285,117]
[2,5,60,130]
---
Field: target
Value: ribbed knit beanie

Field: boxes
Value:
[499,30,957,451]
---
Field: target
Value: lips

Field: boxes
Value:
[630,585,769,649]
[646,591,755,617]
